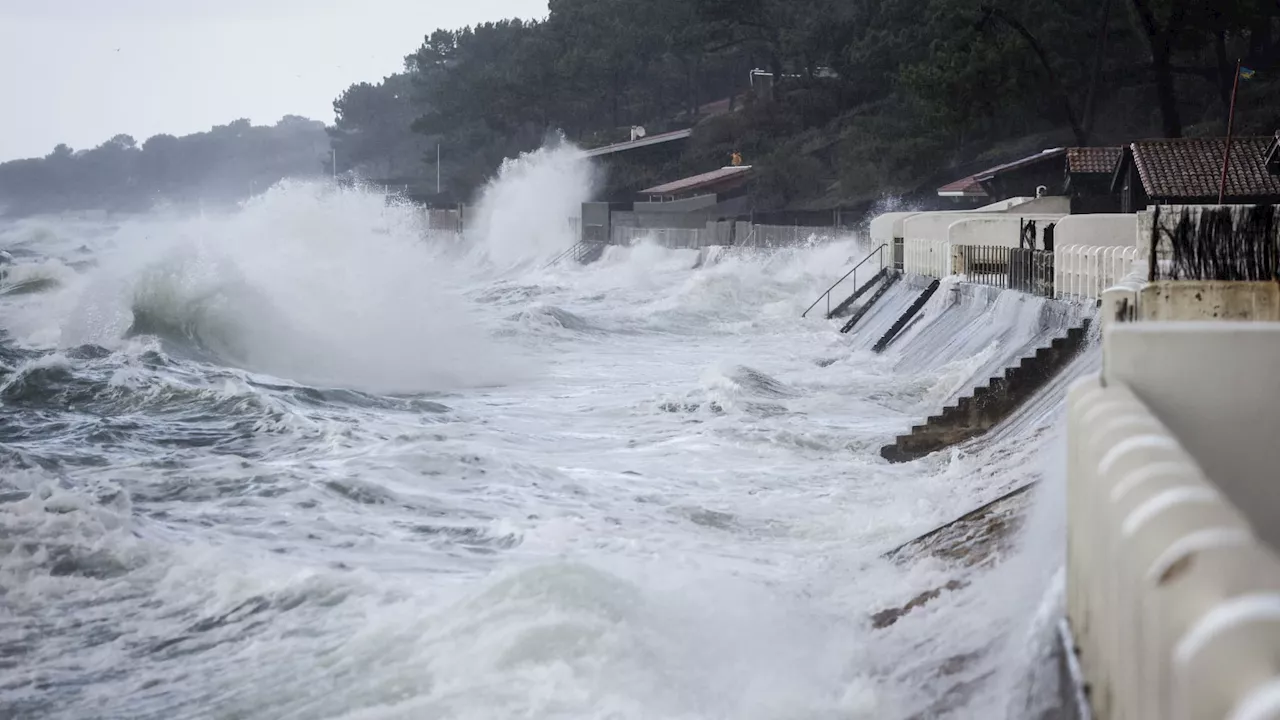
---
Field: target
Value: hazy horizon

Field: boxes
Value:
[0,0,548,162]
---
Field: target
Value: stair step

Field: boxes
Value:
[829,268,890,319]
[840,271,900,333]
[872,279,939,352]
[879,320,1094,463]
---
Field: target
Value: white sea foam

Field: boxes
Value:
[0,145,1082,719]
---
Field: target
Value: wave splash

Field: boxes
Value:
[44,182,519,393]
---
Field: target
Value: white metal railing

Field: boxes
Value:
[1056,244,1140,302]
[903,238,952,278]
[609,224,848,250]
[749,224,845,247]
[610,226,712,248]
[1067,376,1280,720]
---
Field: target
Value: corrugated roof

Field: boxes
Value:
[1131,137,1280,200]
[640,165,754,195]
[937,148,1065,196]
[582,128,693,158]
[974,148,1066,182]
[937,175,988,197]
[1067,147,1123,174]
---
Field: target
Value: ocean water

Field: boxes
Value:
[1,147,1074,720]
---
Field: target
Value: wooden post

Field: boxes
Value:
[1218,59,1243,205]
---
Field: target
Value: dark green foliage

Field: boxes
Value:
[9,0,1280,216]
[336,0,1279,208]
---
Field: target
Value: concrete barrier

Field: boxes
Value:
[946,215,1063,248]
[1054,214,1138,249]
[903,212,1064,249]
[1136,282,1280,321]
[870,211,919,247]
[1067,322,1280,719]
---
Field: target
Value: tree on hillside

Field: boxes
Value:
[0,119,329,217]
[330,74,435,179]
[321,0,1280,209]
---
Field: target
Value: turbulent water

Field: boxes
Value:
[1,148,1074,719]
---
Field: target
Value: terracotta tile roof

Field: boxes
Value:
[937,175,988,197]
[1131,137,1280,200]
[640,165,754,195]
[1067,147,1122,174]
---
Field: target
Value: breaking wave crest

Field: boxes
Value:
[42,182,521,393]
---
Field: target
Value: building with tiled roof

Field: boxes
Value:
[1065,147,1124,213]
[1066,147,1124,175]
[1113,137,1280,212]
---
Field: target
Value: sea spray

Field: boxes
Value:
[49,181,521,392]
[1,181,1093,719]
[469,137,599,268]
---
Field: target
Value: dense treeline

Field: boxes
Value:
[336,0,1280,210]
[0,117,329,217]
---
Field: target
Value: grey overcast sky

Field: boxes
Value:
[0,0,548,161]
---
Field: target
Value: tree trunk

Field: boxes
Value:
[1215,30,1232,112]
[1128,0,1183,138]
[983,7,1088,145]
[1150,43,1183,137]
[1082,0,1116,142]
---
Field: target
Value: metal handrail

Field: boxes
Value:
[801,243,888,318]
[544,241,586,269]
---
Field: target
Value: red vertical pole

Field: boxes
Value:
[1219,59,1243,205]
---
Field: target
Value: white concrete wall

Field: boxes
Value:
[947,216,1030,248]
[1104,322,1280,550]
[1067,322,1280,720]
[870,211,918,246]
[903,212,1064,248]
[1137,282,1280,321]
[1000,195,1071,214]
[1055,214,1138,248]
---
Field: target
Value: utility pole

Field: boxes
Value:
[436,143,442,195]
[331,149,337,180]
[1218,59,1243,205]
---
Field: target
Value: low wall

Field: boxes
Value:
[870,212,918,247]
[903,212,1064,248]
[1136,281,1280,321]
[1066,322,1280,720]
[946,215,1062,249]
[1053,214,1137,248]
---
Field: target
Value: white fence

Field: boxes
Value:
[610,226,713,248]
[749,224,848,247]
[1055,244,1140,302]
[610,223,849,249]
[904,238,952,278]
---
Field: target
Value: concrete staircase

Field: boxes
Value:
[830,268,891,319]
[544,240,606,268]
[839,270,900,332]
[880,320,1091,463]
[872,279,941,352]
